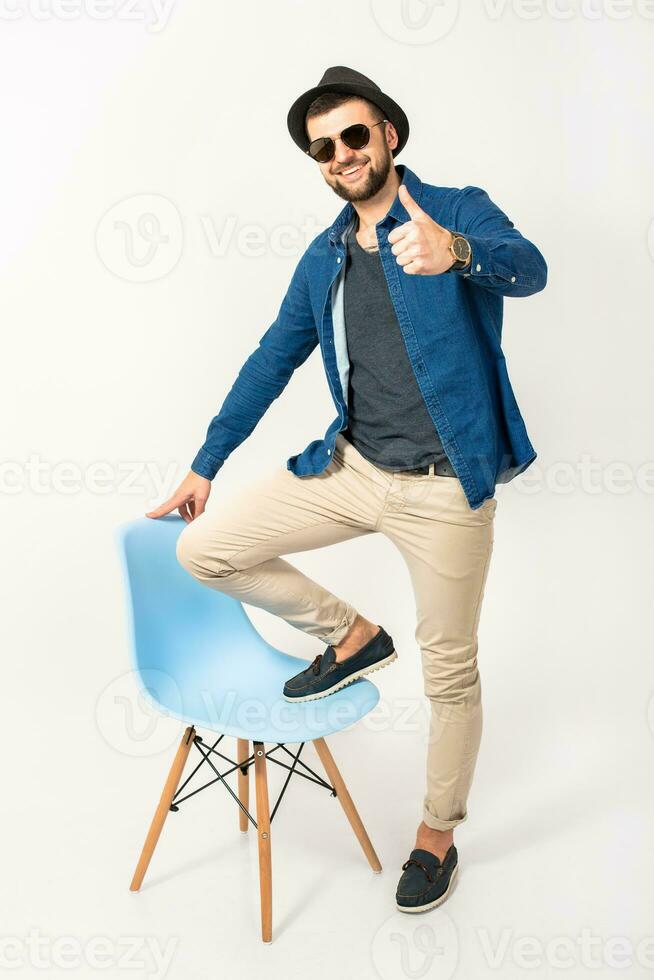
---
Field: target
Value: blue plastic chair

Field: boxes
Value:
[115,515,382,942]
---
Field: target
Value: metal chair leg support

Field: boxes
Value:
[129,729,377,942]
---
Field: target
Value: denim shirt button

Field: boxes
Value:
[476,263,481,272]
[511,276,516,283]
[336,257,342,264]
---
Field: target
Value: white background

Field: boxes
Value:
[2,1,653,977]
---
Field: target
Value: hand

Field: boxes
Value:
[387,184,456,276]
[145,469,211,523]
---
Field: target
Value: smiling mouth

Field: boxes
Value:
[337,161,368,180]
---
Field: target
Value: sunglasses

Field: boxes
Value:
[306,119,389,164]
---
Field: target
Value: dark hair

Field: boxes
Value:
[304,92,384,135]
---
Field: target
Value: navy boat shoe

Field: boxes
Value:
[395,845,459,912]
[282,625,397,702]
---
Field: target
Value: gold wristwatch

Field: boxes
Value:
[448,233,471,271]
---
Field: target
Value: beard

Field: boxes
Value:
[326,146,394,203]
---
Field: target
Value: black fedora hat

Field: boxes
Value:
[287,65,409,158]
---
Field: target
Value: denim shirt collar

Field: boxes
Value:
[327,163,423,246]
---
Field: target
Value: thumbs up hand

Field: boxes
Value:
[387,183,457,276]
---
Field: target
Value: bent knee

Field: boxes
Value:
[175,525,234,580]
[175,523,203,575]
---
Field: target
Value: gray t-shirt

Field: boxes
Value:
[341,226,456,476]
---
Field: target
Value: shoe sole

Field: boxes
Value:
[396,863,459,913]
[282,649,398,703]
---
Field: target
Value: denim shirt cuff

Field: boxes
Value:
[190,447,224,481]
[457,234,492,279]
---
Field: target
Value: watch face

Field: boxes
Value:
[453,236,470,261]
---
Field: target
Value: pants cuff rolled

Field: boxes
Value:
[318,605,358,645]
[422,805,468,832]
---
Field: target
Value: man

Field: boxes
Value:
[146,66,547,913]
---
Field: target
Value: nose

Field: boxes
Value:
[332,141,360,171]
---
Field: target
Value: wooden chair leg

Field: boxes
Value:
[313,737,382,873]
[237,738,250,832]
[129,725,196,891]
[253,741,272,943]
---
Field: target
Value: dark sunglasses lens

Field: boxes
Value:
[342,124,370,150]
[309,138,334,163]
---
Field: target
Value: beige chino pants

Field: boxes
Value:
[176,431,497,831]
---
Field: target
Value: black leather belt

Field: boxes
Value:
[401,462,457,477]
[379,460,457,478]
[339,433,457,478]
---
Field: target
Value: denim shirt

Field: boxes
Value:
[191,163,547,510]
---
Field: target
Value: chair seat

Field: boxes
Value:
[116,515,380,743]
[136,649,380,743]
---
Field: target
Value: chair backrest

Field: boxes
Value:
[115,515,268,680]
